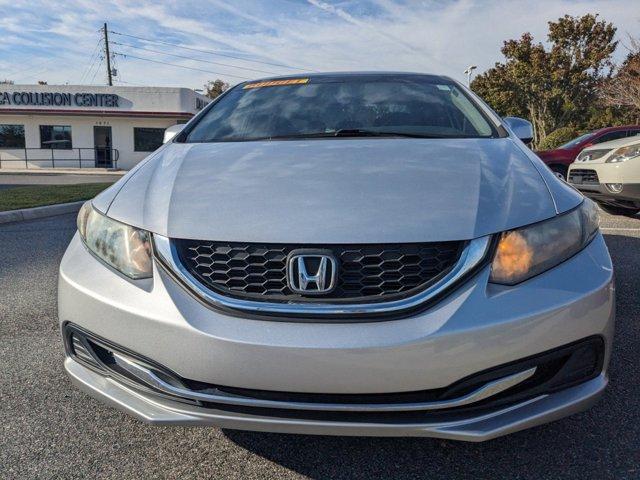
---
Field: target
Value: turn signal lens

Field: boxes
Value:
[77,201,91,238]
[490,199,599,285]
[491,231,534,283]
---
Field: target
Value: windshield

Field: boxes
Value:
[184,75,498,143]
[559,132,593,149]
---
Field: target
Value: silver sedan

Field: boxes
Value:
[59,72,614,441]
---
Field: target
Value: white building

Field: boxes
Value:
[0,84,210,170]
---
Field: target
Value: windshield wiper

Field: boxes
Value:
[247,129,451,141]
[333,129,436,138]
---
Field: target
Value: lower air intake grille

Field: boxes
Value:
[173,240,464,303]
[569,169,599,185]
[70,333,100,368]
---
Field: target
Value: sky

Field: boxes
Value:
[0,0,638,89]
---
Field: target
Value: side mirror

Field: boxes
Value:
[503,117,534,145]
[163,124,185,143]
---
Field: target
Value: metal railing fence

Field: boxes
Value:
[0,147,119,169]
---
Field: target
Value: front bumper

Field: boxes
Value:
[58,232,615,439]
[65,356,607,441]
[568,163,640,206]
[585,188,639,208]
[569,182,640,207]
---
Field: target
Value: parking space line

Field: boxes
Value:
[601,228,640,232]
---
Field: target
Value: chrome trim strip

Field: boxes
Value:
[111,352,535,412]
[153,234,492,317]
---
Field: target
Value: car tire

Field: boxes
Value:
[597,203,640,217]
[549,165,568,181]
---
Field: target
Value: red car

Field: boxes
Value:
[536,125,640,179]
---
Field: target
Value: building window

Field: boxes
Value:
[40,125,72,149]
[134,127,165,152]
[0,124,25,148]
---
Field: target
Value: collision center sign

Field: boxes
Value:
[0,91,120,108]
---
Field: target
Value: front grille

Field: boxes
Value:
[569,169,599,185]
[173,239,464,302]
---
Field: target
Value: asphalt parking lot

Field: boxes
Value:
[1,210,639,479]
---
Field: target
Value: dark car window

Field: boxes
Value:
[627,128,640,138]
[559,132,594,149]
[594,130,628,144]
[184,76,498,143]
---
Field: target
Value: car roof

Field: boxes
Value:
[583,134,640,151]
[593,125,640,134]
[242,71,450,84]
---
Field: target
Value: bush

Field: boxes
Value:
[538,127,581,150]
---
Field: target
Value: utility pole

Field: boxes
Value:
[103,22,113,86]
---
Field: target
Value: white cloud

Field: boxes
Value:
[306,0,423,53]
[1,0,638,89]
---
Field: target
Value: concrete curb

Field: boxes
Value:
[0,201,84,224]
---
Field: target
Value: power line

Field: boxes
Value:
[3,57,60,79]
[89,57,104,84]
[79,38,104,83]
[83,52,104,85]
[109,30,312,72]
[13,65,61,82]
[80,52,101,84]
[113,52,251,79]
[111,41,280,76]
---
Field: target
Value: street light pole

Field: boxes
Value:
[463,65,477,87]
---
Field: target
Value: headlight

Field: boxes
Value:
[77,202,153,279]
[489,199,599,285]
[606,143,640,163]
[576,149,610,162]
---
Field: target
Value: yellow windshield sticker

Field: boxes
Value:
[243,78,309,89]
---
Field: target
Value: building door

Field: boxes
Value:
[93,126,113,168]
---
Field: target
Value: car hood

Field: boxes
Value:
[583,136,639,152]
[535,148,573,160]
[102,138,561,243]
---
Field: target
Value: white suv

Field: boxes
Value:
[568,136,640,216]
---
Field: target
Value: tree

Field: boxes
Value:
[599,36,640,122]
[0,124,25,147]
[204,79,230,99]
[472,14,617,147]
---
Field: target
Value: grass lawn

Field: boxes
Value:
[0,183,113,212]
